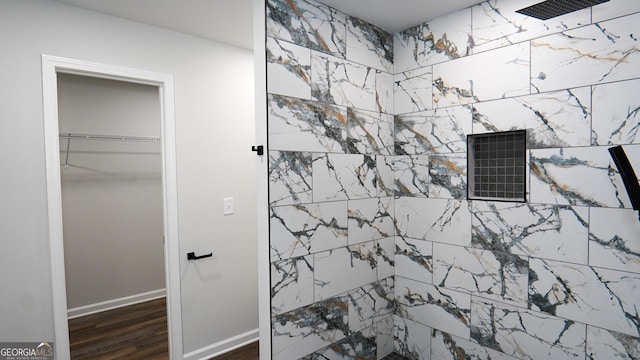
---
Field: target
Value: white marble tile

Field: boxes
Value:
[589,207,640,273]
[394,67,433,115]
[396,276,471,339]
[347,197,394,245]
[592,0,640,23]
[376,155,395,197]
[312,51,392,113]
[394,8,472,73]
[314,243,378,301]
[587,326,640,360]
[272,296,349,359]
[470,298,587,359]
[431,330,518,360]
[433,243,529,306]
[395,197,472,246]
[376,316,394,360]
[348,278,394,332]
[346,108,394,155]
[267,37,312,99]
[394,155,430,197]
[346,16,393,73]
[271,255,314,315]
[268,94,347,153]
[396,106,473,155]
[592,78,640,145]
[529,146,640,208]
[376,238,395,280]
[529,258,640,337]
[429,153,468,199]
[472,0,590,54]
[531,13,640,93]
[433,43,530,108]
[269,151,313,206]
[394,316,431,360]
[472,202,590,264]
[310,330,377,359]
[312,153,378,201]
[395,237,433,284]
[266,0,347,57]
[270,201,348,261]
[472,87,592,148]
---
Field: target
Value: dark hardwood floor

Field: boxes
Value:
[68,298,259,359]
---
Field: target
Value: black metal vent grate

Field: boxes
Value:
[516,0,609,20]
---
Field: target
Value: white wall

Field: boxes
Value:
[58,74,165,310]
[0,0,257,355]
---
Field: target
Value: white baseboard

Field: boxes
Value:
[67,288,166,319]
[183,329,259,360]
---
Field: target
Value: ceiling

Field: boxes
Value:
[55,0,487,50]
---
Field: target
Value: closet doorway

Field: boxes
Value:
[42,56,183,360]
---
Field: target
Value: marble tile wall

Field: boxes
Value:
[391,0,640,359]
[265,0,640,359]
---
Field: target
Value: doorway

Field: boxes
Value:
[42,56,183,359]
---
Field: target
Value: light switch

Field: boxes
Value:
[223,197,234,215]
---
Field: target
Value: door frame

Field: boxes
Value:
[42,55,183,359]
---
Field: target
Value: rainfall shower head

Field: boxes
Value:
[516,0,609,20]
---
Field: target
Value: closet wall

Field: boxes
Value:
[58,74,165,311]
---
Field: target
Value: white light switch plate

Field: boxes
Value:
[223,197,234,215]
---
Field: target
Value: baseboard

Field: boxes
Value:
[183,329,259,360]
[67,288,166,319]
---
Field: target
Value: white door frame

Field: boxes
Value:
[41,55,183,359]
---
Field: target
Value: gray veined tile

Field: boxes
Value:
[268,151,313,206]
[312,153,378,201]
[310,330,377,359]
[347,278,395,332]
[346,16,393,73]
[529,146,640,208]
[471,201,590,264]
[269,201,347,261]
[531,12,640,93]
[346,108,394,155]
[429,153,467,200]
[472,0,589,54]
[592,0,640,23]
[266,0,347,57]
[271,255,314,315]
[589,207,640,273]
[395,276,471,340]
[395,106,472,156]
[432,329,518,360]
[470,298,587,359]
[433,243,529,307]
[592,78,640,146]
[433,42,530,108]
[395,237,433,284]
[394,67,433,115]
[393,8,472,73]
[587,326,640,360]
[347,197,394,245]
[314,243,378,301]
[394,155,430,197]
[376,316,395,360]
[529,258,640,337]
[376,156,395,197]
[267,37,312,100]
[271,295,349,360]
[267,94,348,153]
[395,197,472,247]
[376,237,395,280]
[472,87,592,149]
[311,51,392,113]
[394,316,432,360]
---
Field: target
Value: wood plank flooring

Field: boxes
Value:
[68,298,259,359]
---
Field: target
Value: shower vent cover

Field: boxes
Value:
[516,0,609,20]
